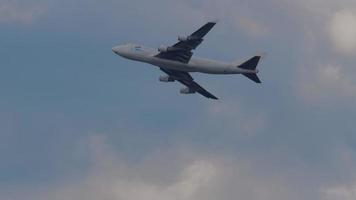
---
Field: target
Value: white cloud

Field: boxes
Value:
[297,64,356,103]
[0,1,47,24]
[323,185,356,200]
[206,100,268,137]
[282,1,356,104]
[236,17,270,38]
[329,10,356,55]
[165,0,271,38]
[1,134,308,200]
[108,160,218,200]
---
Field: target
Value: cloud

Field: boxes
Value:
[182,0,271,38]
[297,64,356,104]
[322,185,356,200]
[0,134,316,200]
[68,159,218,200]
[284,1,356,104]
[206,100,268,137]
[329,10,356,55]
[236,17,270,38]
[0,0,47,25]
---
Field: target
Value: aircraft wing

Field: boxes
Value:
[160,68,218,100]
[155,22,217,64]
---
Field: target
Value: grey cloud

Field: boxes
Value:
[322,185,356,200]
[0,0,48,24]
[297,63,356,104]
[329,10,356,55]
[0,134,329,200]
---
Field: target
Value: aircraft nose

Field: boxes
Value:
[112,44,130,57]
[112,45,126,55]
[112,46,119,53]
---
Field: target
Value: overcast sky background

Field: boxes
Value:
[1,0,356,200]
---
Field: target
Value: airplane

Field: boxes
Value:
[112,21,263,100]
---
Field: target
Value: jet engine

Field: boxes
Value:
[159,75,175,82]
[178,35,199,42]
[158,46,169,52]
[178,36,189,42]
[180,87,195,94]
[158,46,178,52]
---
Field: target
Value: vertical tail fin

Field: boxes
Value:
[238,56,261,71]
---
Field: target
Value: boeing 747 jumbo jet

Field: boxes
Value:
[112,22,263,100]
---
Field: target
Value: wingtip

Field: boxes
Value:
[209,19,219,24]
[255,52,267,60]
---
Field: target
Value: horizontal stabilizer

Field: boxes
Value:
[243,73,261,83]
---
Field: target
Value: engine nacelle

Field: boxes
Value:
[178,36,189,42]
[158,46,168,52]
[178,35,199,42]
[159,75,175,82]
[180,87,195,94]
[158,46,178,52]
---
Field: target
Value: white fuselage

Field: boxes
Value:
[112,44,256,75]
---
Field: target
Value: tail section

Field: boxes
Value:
[239,56,261,71]
[242,73,261,83]
[235,55,264,84]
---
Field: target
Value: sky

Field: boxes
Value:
[1,0,356,200]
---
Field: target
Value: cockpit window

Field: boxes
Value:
[133,45,145,53]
